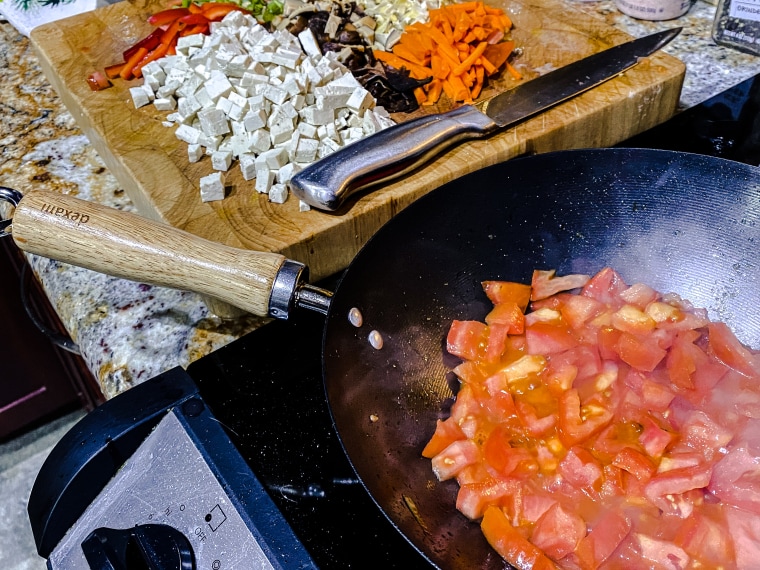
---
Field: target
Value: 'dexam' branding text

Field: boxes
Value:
[40,202,90,224]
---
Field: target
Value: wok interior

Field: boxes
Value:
[322,148,760,569]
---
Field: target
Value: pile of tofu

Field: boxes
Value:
[129,9,395,207]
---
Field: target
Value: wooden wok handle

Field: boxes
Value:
[11,189,289,318]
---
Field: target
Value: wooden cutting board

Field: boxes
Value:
[30,0,684,307]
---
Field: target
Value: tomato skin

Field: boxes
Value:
[531,270,590,301]
[481,506,558,570]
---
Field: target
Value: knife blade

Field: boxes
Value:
[289,27,681,211]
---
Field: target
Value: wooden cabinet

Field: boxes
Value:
[0,238,103,441]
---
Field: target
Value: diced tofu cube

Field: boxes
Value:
[269,183,288,204]
[211,150,233,171]
[239,153,257,180]
[255,168,275,193]
[188,144,204,163]
[200,172,226,202]
[130,85,152,108]
[198,108,230,136]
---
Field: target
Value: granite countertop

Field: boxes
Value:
[1,0,759,400]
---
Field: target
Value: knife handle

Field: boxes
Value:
[11,190,287,318]
[289,105,498,211]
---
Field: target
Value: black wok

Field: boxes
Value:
[7,148,760,569]
[320,148,760,568]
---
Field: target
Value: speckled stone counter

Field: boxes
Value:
[1,0,759,399]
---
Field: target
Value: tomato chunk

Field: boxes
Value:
[481,506,557,570]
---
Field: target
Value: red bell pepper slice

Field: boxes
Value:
[147,7,190,26]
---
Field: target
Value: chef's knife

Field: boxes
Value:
[289,27,681,211]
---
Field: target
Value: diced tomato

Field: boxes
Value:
[596,326,621,360]
[452,360,486,384]
[644,464,712,514]
[86,71,111,91]
[614,332,667,372]
[723,505,760,569]
[485,301,525,334]
[431,439,480,481]
[521,494,557,523]
[679,409,733,460]
[480,389,517,422]
[634,533,690,570]
[673,508,735,566]
[557,389,613,448]
[482,280,532,311]
[619,282,659,308]
[480,506,557,570]
[639,377,676,412]
[611,304,656,335]
[484,424,538,477]
[515,400,556,437]
[456,477,519,520]
[422,417,466,458]
[708,322,760,378]
[531,503,586,561]
[580,267,628,306]
[575,509,631,569]
[666,330,705,390]
[611,447,656,482]
[638,416,674,458]
[558,446,603,491]
[484,323,510,362]
[447,320,487,360]
[526,322,579,355]
[556,293,607,330]
[709,447,760,515]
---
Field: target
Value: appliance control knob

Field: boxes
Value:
[81,524,195,570]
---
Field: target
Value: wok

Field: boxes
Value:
[5,148,760,568]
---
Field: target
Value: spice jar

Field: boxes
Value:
[712,0,760,56]
[615,0,692,20]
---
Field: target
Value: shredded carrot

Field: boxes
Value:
[506,62,523,80]
[119,47,149,80]
[373,1,517,106]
